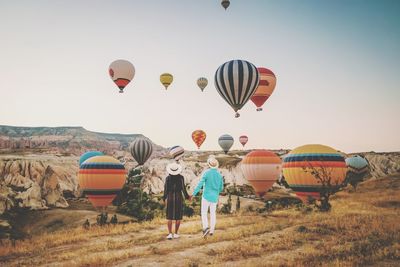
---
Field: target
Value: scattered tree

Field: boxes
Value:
[116,167,163,221]
[301,161,344,212]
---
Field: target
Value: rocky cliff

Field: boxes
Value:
[0,125,163,155]
[0,125,164,220]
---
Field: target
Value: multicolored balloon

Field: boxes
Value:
[239,135,248,147]
[221,0,230,10]
[241,150,282,197]
[282,144,347,203]
[218,134,234,154]
[192,130,206,149]
[197,77,208,92]
[169,145,184,161]
[251,68,276,111]
[214,60,260,117]
[160,73,173,90]
[345,155,369,185]
[78,156,127,208]
[109,60,135,93]
[79,151,104,167]
[130,137,153,165]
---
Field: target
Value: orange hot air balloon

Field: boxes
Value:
[239,135,248,147]
[251,67,276,111]
[192,130,206,149]
[78,156,127,208]
[241,150,282,197]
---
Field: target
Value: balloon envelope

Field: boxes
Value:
[160,73,173,89]
[130,137,153,165]
[239,135,248,147]
[251,68,276,111]
[78,156,127,208]
[241,150,282,197]
[192,130,206,149]
[79,151,104,167]
[346,155,369,175]
[109,60,135,93]
[282,144,347,203]
[218,134,234,154]
[214,59,260,117]
[169,146,184,160]
[221,0,230,10]
[197,77,208,91]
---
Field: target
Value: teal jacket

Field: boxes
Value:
[192,168,224,203]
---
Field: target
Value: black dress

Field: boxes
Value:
[163,174,189,220]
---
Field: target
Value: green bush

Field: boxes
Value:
[116,168,164,221]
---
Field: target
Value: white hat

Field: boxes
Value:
[207,156,219,169]
[166,162,183,175]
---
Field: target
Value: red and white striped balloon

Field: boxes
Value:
[239,135,248,147]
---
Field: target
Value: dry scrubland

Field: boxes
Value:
[1,176,399,267]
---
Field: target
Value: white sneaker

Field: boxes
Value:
[173,234,180,239]
[203,227,210,238]
[166,233,173,240]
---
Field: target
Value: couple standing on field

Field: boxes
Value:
[163,156,223,240]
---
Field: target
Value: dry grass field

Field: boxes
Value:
[1,176,399,267]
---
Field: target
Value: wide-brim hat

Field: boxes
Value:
[207,156,219,169]
[166,162,183,175]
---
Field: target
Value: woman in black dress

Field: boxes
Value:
[163,162,190,240]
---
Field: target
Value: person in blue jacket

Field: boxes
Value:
[192,156,224,237]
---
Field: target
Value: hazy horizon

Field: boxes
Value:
[1,0,399,153]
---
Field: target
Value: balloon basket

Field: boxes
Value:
[235,112,240,118]
[256,107,262,111]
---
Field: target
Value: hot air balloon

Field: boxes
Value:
[130,137,153,165]
[251,68,276,111]
[197,77,208,92]
[79,151,104,167]
[78,156,127,208]
[241,150,282,197]
[282,144,347,203]
[239,135,248,147]
[218,134,234,154]
[160,73,173,90]
[191,130,206,149]
[221,0,230,10]
[345,155,369,188]
[109,60,135,93]
[169,146,184,161]
[214,60,260,117]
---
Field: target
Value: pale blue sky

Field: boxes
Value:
[0,0,399,152]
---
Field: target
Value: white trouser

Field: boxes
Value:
[201,197,217,233]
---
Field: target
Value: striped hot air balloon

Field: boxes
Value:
[345,155,369,187]
[78,156,127,208]
[218,134,234,154]
[239,135,248,147]
[192,130,206,149]
[282,144,347,203]
[197,77,208,92]
[169,146,184,161]
[214,60,260,118]
[160,73,173,90]
[241,150,282,197]
[79,151,104,167]
[109,60,135,93]
[130,137,153,165]
[251,68,276,111]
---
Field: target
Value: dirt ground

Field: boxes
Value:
[1,176,399,267]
